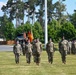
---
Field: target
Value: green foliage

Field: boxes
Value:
[69,12,76,28]
[15,25,24,37]
[48,20,76,42]
[0,14,15,40]
[32,22,44,42]
[15,22,32,37]
[58,21,76,40]
[15,22,44,42]
[23,22,32,32]
[48,19,60,42]
[4,22,15,40]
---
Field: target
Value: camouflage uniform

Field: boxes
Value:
[13,41,22,64]
[72,40,76,54]
[59,40,62,54]
[34,39,42,65]
[32,39,37,62]
[68,40,72,54]
[46,39,54,64]
[60,39,68,64]
[22,41,26,56]
[25,40,32,64]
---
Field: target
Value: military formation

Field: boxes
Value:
[13,38,42,65]
[13,37,76,65]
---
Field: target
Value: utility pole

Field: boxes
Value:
[44,0,48,47]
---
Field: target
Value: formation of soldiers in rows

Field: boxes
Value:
[13,38,42,65]
[13,37,76,65]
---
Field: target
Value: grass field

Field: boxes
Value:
[0,51,76,75]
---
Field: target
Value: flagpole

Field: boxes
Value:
[45,0,48,47]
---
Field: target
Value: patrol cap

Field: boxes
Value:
[16,41,19,44]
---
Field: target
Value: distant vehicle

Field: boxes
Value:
[0,36,6,41]
[0,36,6,45]
[15,33,25,44]
[0,38,4,41]
[16,33,25,41]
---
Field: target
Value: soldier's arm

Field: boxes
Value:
[31,44,33,52]
[53,43,55,52]
[31,44,33,50]
[13,45,15,54]
[67,41,69,51]
[46,43,48,53]
[58,42,61,53]
[40,42,43,52]
[20,45,22,55]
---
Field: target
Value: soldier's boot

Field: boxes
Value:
[51,57,53,64]
[64,59,66,64]
[64,61,66,64]
[48,57,50,63]
[62,56,64,63]
[28,57,31,64]
[36,57,40,66]
[17,59,19,64]
[48,57,51,63]
[18,59,19,64]
[34,56,36,62]
[27,60,29,63]
[36,62,39,66]
[48,59,51,63]
[17,56,19,63]
[63,57,66,64]
[15,58,18,64]
[27,58,30,64]
[15,60,17,64]
[15,60,19,64]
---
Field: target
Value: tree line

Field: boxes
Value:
[0,0,76,42]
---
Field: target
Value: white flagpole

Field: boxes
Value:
[45,0,48,47]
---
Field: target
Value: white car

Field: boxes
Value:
[0,38,6,41]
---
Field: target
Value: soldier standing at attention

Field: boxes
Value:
[32,39,37,62]
[35,38,42,65]
[22,41,26,56]
[68,40,72,54]
[25,40,32,64]
[46,38,54,64]
[73,40,76,54]
[59,37,68,64]
[13,41,22,64]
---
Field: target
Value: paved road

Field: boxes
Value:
[0,45,13,51]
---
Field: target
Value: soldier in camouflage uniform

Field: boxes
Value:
[32,39,37,62]
[13,41,22,64]
[72,40,76,54]
[59,37,68,64]
[46,38,54,64]
[34,38,42,65]
[59,39,62,54]
[21,41,26,55]
[68,40,72,54]
[25,40,32,64]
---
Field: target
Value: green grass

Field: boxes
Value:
[0,51,76,75]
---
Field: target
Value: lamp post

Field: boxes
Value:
[44,0,48,47]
